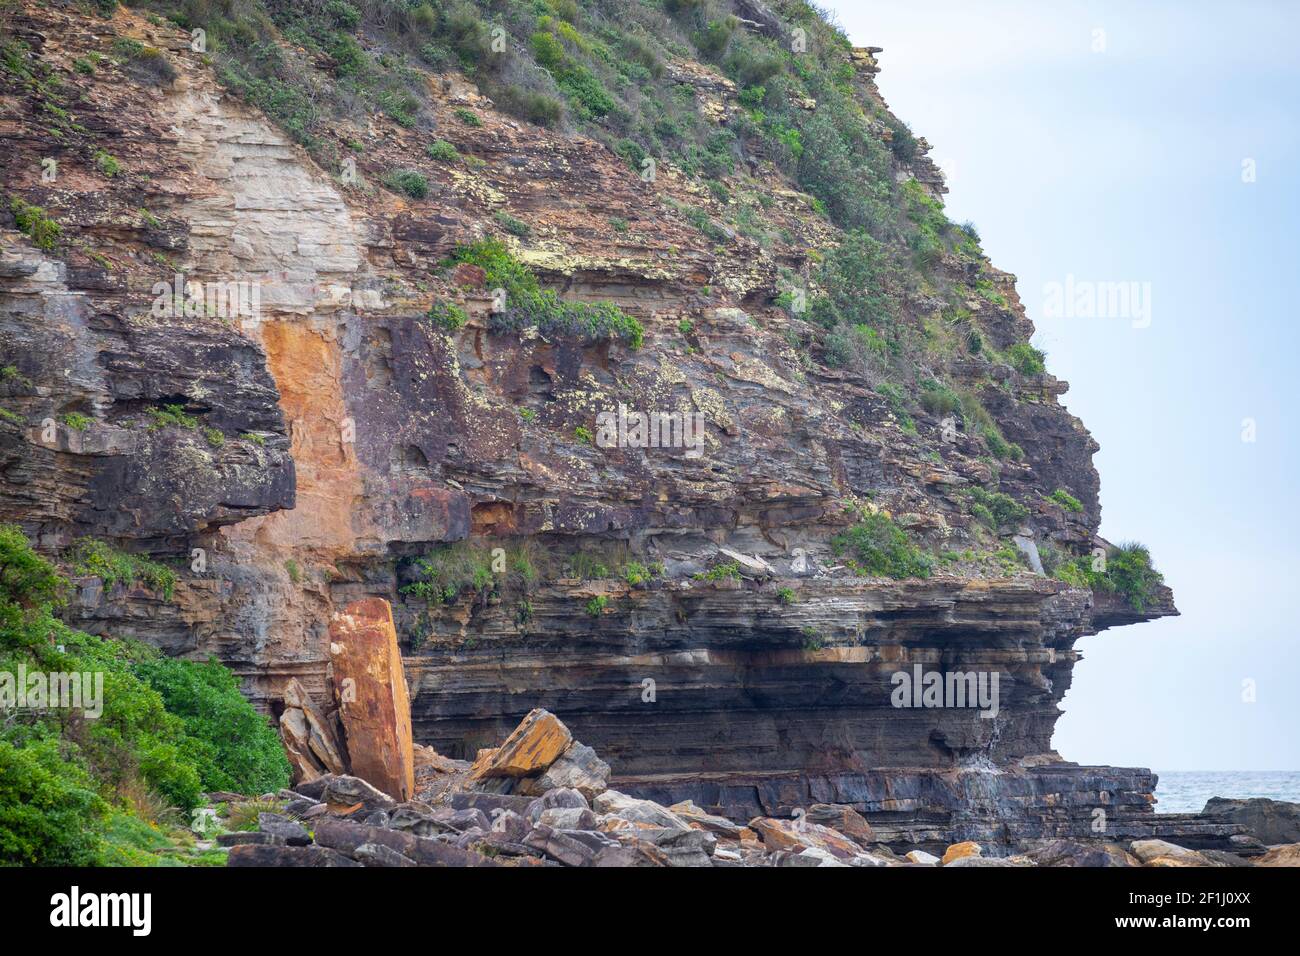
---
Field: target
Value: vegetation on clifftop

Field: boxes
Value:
[1053,542,1166,613]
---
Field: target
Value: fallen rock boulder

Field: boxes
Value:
[1254,844,1300,867]
[278,678,347,785]
[469,709,573,781]
[595,790,692,830]
[258,812,312,847]
[517,741,611,799]
[1025,840,1138,868]
[329,598,415,801]
[941,841,982,865]
[749,817,861,860]
[1130,839,1219,867]
[806,804,875,846]
[227,844,361,867]
[1201,797,1300,846]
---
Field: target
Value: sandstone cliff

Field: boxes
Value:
[1,0,1180,846]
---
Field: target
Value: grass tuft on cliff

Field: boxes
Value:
[831,512,933,580]
[1053,542,1165,612]
[446,239,643,348]
[65,537,178,601]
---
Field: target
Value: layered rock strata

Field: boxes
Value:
[1,2,1186,850]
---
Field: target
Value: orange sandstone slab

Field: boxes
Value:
[469,709,572,779]
[329,598,415,801]
[942,841,983,865]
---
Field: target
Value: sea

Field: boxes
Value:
[1153,771,1300,813]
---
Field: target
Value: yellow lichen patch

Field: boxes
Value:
[517,243,683,282]
[448,167,506,206]
[690,385,736,434]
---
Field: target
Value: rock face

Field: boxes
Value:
[1,2,1191,854]
[1200,798,1300,846]
[328,599,415,802]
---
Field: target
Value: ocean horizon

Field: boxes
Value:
[1153,771,1300,813]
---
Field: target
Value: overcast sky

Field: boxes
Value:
[820,0,1299,770]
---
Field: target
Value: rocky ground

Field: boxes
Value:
[209,706,1299,868]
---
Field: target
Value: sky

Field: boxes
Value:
[821,0,1299,770]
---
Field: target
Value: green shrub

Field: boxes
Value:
[531,28,614,119]
[493,85,564,126]
[975,277,1009,308]
[1053,543,1164,612]
[574,425,594,445]
[1103,543,1164,612]
[776,586,796,605]
[428,301,468,332]
[93,150,121,177]
[427,139,460,163]
[886,116,918,162]
[110,37,176,85]
[968,487,1028,530]
[0,737,106,866]
[493,210,532,237]
[1,529,287,846]
[1006,342,1046,376]
[568,552,609,580]
[145,403,197,430]
[446,240,643,348]
[981,425,1024,462]
[621,561,657,587]
[918,379,960,416]
[0,526,299,863]
[399,541,538,606]
[60,412,92,431]
[1049,488,1084,513]
[584,595,608,617]
[453,107,482,127]
[383,169,429,199]
[202,427,224,448]
[694,561,741,582]
[65,538,176,601]
[0,523,64,611]
[831,512,933,579]
[131,657,291,796]
[9,197,61,251]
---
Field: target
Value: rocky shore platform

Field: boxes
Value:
[207,706,1299,868]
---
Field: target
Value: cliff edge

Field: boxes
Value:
[1,0,1181,846]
